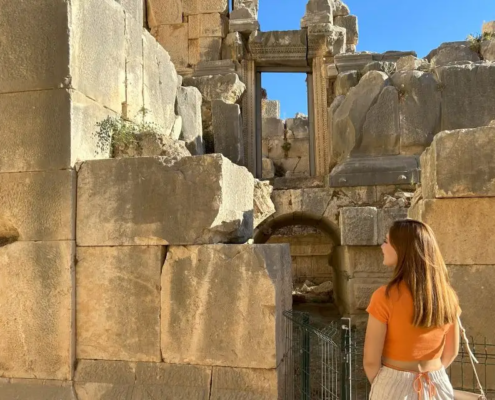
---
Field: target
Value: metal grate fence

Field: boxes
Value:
[283,310,495,400]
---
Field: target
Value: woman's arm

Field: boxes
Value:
[363,315,387,384]
[441,318,460,368]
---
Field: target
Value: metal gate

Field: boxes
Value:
[283,310,495,400]
[283,310,370,400]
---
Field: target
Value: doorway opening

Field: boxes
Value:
[258,71,316,179]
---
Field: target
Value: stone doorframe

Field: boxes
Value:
[239,31,332,179]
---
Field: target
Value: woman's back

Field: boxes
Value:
[367,282,452,372]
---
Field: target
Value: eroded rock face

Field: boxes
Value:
[253,179,276,228]
[77,154,254,246]
[176,86,204,155]
[334,70,359,96]
[182,73,246,104]
[427,41,480,68]
[332,71,389,163]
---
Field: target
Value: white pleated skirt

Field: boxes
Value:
[369,366,454,399]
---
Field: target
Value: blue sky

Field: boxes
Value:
[258,0,495,119]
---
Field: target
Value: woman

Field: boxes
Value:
[364,219,460,399]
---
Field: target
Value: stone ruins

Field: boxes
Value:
[1,0,495,397]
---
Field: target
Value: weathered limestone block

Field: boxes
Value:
[161,244,292,369]
[254,179,276,228]
[262,157,275,179]
[340,207,378,246]
[77,155,254,246]
[328,95,345,168]
[212,100,244,165]
[396,55,429,72]
[332,71,389,162]
[357,86,400,156]
[222,32,246,61]
[483,21,495,35]
[147,0,182,26]
[334,70,359,96]
[428,42,480,68]
[262,118,285,138]
[0,170,75,241]
[262,100,281,119]
[0,0,70,93]
[189,13,228,38]
[210,367,278,400]
[308,23,347,56]
[229,7,260,34]
[352,278,390,310]
[177,86,204,155]
[171,115,183,140]
[408,198,495,265]
[189,37,223,64]
[197,0,229,14]
[435,63,495,130]
[74,360,212,400]
[113,134,191,162]
[333,0,350,17]
[420,126,495,198]
[123,5,144,122]
[391,71,441,155]
[0,90,71,172]
[152,23,189,69]
[71,0,126,112]
[448,265,495,339]
[276,157,310,177]
[116,0,144,24]
[301,0,333,28]
[362,61,397,76]
[233,0,259,17]
[334,15,358,45]
[336,246,391,278]
[481,40,495,61]
[76,246,163,362]
[377,207,408,243]
[0,241,74,380]
[143,32,179,135]
[286,115,309,138]
[183,73,246,104]
[0,379,76,399]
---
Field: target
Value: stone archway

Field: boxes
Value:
[254,211,351,316]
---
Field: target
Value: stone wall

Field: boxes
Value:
[409,124,495,339]
[0,0,291,398]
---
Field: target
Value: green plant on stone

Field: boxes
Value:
[282,141,292,155]
[93,109,162,157]
[466,32,495,56]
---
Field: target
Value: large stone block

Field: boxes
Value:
[286,115,309,139]
[0,0,69,93]
[0,90,71,172]
[436,63,495,131]
[427,41,480,68]
[262,118,285,138]
[189,37,223,64]
[334,70,359,96]
[183,73,246,104]
[0,378,76,399]
[210,367,278,400]
[339,207,378,246]
[161,244,292,369]
[147,0,182,26]
[74,360,212,399]
[143,31,179,135]
[377,207,408,243]
[262,100,281,119]
[124,8,144,121]
[391,71,441,155]
[152,23,189,69]
[177,86,204,155]
[262,157,275,179]
[212,100,244,164]
[71,90,119,164]
[421,126,495,198]
[189,13,228,38]
[408,198,495,265]
[481,39,495,61]
[448,265,495,339]
[334,15,358,45]
[0,241,74,380]
[196,0,229,14]
[76,246,163,361]
[0,170,75,241]
[71,0,126,112]
[357,86,400,156]
[116,0,144,24]
[77,155,254,246]
[335,246,391,278]
[222,32,246,61]
[333,71,389,163]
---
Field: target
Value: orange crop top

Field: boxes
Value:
[366,282,453,361]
